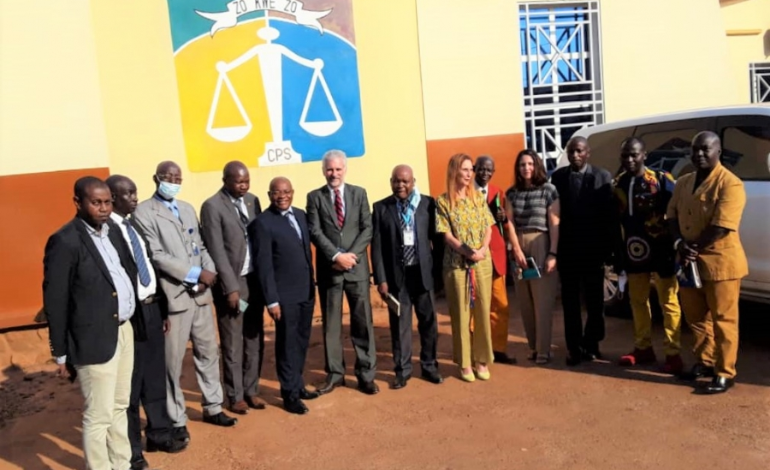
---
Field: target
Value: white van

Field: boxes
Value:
[555,105,770,309]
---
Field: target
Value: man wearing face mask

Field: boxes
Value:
[134,161,237,444]
[200,161,266,416]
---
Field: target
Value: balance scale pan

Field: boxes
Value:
[300,120,342,137]
[208,125,253,143]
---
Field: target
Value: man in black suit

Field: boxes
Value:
[200,161,266,415]
[106,175,187,470]
[372,165,443,390]
[306,149,378,395]
[251,177,320,414]
[44,176,146,470]
[550,136,614,366]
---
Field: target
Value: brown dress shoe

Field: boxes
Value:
[245,396,267,410]
[228,400,249,415]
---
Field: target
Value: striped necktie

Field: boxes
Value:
[400,201,417,266]
[334,188,345,227]
[123,219,152,287]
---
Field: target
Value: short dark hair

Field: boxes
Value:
[514,149,548,190]
[74,176,108,200]
[621,136,646,151]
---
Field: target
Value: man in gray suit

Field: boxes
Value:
[306,150,378,395]
[133,161,237,444]
[200,161,265,415]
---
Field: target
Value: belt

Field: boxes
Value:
[119,320,127,326]
[518,228,546,234]
[141,294,157,305]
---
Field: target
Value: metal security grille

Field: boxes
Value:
[750,62,770,103]
[519,1,604,167]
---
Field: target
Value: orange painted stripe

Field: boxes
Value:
[0,168,110,330]
[425,133,525,197]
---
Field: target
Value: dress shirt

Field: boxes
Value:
[110,212,157,301]
[328,183,346,217]
[474,181,488,196]
[227,192,252,276]
[154,193,201,284]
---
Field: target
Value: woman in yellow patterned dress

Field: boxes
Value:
[436,153,496,381]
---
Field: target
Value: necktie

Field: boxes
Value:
[234,199,249,226]
[285,212,302,241]
[481,188,487,195]
[400,201,417,266]
[334,188,345,228]
[123,219,152,287]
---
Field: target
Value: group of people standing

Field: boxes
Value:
[43,130,747,470]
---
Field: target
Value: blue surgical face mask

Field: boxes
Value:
[158,181,181,200]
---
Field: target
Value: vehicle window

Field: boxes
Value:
[586,126,635,175]
[719,117,770,181]
[637,124,706,179]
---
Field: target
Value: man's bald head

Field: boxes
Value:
[691,131,722,172]
[390,165,415,200]
[222,161,250,198]
[268,177,293,210]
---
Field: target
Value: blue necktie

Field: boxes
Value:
[285,212,302,241]
[123,219,152,287]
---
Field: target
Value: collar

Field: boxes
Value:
[327,183,345,194]
[222,188,243,203]
[474,181,488,192]
[81,218,109,236]
[109,212,126,224]
[154,193,177,206]
[571,164,589,175]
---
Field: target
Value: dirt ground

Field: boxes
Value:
[1,290,769,470]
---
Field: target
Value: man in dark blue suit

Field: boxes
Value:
[249,177,320,415]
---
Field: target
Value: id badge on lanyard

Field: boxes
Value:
[403,225,415,246]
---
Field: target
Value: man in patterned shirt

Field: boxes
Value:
[612,137,683,374]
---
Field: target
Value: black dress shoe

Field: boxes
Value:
[130,457,149,470]
[679,363,716,381]
[203,411,237,427]
[283,398,309,415]
[581,348,602,361]
[316,378,345,395]
[391,374,409,390]
[493,351,517,365]
[146,437,188,454]
[299,388,320,400]
[566,352,582,367]
[357,380,380,395]
[171,426,190,444]
[698,376,735,395]
[421,370,444,384]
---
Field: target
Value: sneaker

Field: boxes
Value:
[660,354,684,375]
[618,347,657,366]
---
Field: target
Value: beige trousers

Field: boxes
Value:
[516,231,558,356]
[445,258,494,368]
[75,321,134,470]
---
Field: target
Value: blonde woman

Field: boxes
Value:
[436,153,496,381]
[505,149,560,365]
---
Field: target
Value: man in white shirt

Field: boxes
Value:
[107,175,187,470]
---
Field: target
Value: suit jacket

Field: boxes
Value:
[133,194,217,313]
[200,189,261,297]
[249,206,314,306]
[371,195,436,291]
[125,217,170,320]
[551,164,615,269]
[43,218,147,366]
[483,184,508,277]
[306,184,372,286]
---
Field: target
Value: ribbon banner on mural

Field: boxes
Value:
[196,0,332,36]
[165,0,365,172]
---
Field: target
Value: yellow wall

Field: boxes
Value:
[416,0,525,141]
[0,0,109,176]
[601,0,741,121]
[87,0,428,211]
[721,0,770,102]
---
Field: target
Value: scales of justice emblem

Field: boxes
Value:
[194,0,352,167]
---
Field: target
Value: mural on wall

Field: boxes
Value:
[165,0,365,172]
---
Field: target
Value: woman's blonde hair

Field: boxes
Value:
[445,153,479,209]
